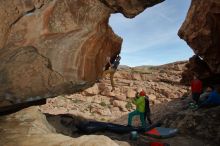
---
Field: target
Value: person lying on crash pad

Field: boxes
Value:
[199,86,220,108]
[127,90,147,129]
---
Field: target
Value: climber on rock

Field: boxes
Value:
[101,54,121,92]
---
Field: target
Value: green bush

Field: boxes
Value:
[125,101,133,110]
[99,101,107,107]
[72,99,80,103]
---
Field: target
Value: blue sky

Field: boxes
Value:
[109,0,194,67]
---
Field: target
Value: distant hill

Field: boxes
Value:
[118,65,131,70]
[120,61,188,74]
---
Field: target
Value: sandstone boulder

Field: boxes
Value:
[126,89,136,98]
[0,106,121,146]
[148,94,157,101]
[83,84,100,96]
[179,0,220,81]
[132,73,142,80]
[101,0,165,18]
[0,0,164,107]
[164,106,220,145]
[115,93,127,101]
[112,100,127,112]
[101,87,116,97]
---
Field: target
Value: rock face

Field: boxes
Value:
[0,106,122,146]
[180,55,212,85]
[0,0,163,106]
[179,0,220,82]
[164,106,220,145]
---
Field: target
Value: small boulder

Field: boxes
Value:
[83,84,99,96]
[148,94,157,104]
[115,94,127,101]
[112,100,127,112]
[126,89,136,98]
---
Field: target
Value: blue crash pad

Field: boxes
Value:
[145,127,178,138]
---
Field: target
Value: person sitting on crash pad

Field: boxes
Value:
[198,85,213,104]
[128,90,147,129]
[199,86,220,108]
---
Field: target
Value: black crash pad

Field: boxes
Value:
[76,121,162,134]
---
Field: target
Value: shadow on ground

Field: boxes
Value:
[45,113,207,146]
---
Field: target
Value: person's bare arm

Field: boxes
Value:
[106,57,112,66]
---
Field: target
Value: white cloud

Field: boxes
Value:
[122,29,177,53]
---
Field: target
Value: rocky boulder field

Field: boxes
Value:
[40,61,189,123]
[38,61,219,146]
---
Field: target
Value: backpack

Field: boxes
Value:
[144,96,150,119]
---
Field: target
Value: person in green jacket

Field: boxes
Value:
[127,90,146,129]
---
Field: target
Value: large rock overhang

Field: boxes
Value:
[0,0,164,110]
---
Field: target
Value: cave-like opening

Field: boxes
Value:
[109,0,193,67]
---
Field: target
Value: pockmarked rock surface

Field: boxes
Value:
[0,106,126,146]
[179,0,220,81]
[0,0,163,106]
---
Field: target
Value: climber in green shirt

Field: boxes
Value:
[127,90,146,129]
